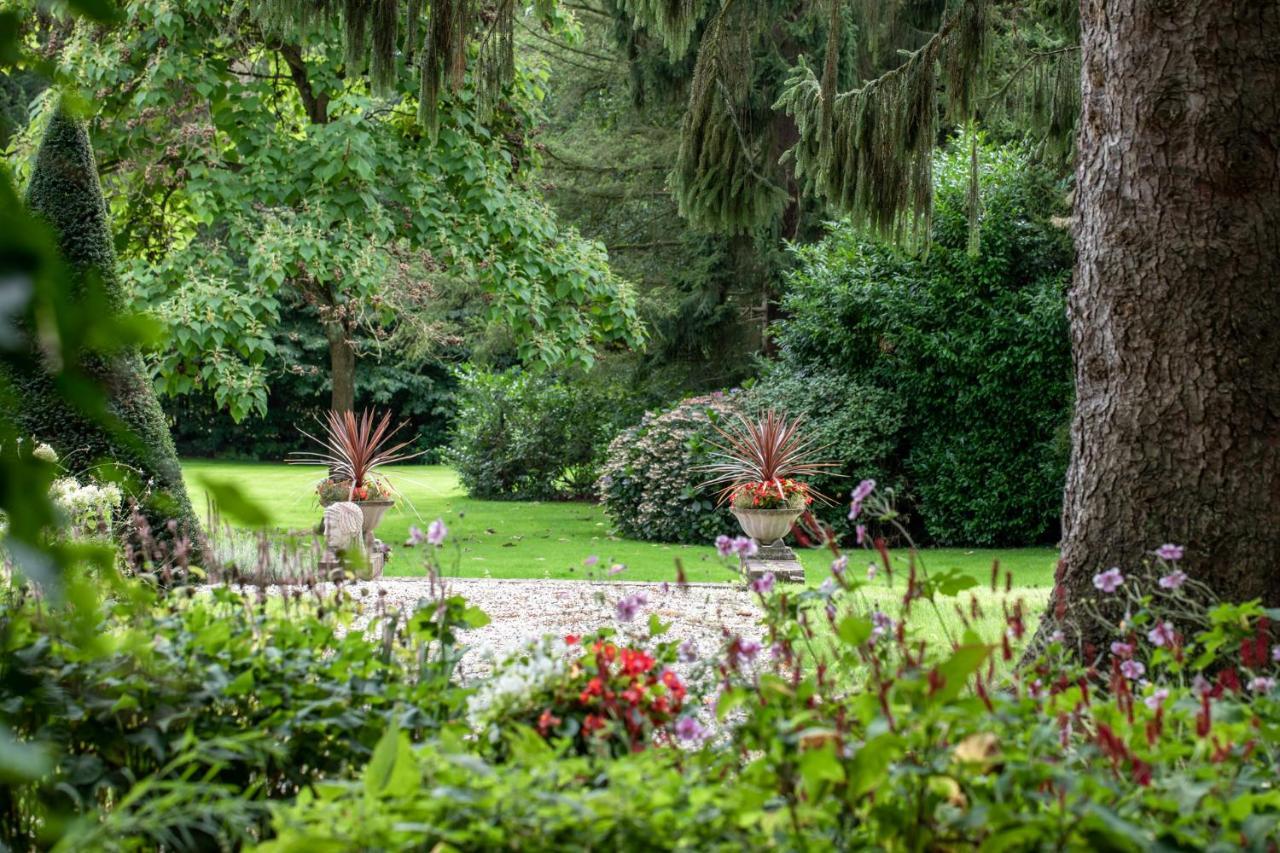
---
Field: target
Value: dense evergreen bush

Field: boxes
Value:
[597,393,743,544]
[0,108,199,538]
[771,140,1073,545]
[447,367,647,500]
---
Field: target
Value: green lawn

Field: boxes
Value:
[182,460,1058,590]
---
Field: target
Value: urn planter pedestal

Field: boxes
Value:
[730,506,806,584]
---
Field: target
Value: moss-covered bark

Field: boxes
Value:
[6,107,200,543]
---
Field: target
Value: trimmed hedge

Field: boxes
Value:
[2,108,199,539]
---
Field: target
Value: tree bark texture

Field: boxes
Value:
[1045,0,1280,652]
[326,321,356,413]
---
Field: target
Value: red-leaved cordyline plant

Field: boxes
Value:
[289,408,423,498]
[697,409,839,505]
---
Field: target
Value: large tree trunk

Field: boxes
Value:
[1044,1,1280,654]
[325,321,356,413]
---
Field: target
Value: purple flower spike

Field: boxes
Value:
[1092,567,1124,594]
[426,519,447,546]
[1120,659,1145,680]
[678,640,698,663]
[1144,688,1169,710]
[615,593,648,623]
[1147,621,1176,648]
[851,479,877,502]
[675,716,707,742]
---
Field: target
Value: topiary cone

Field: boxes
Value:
[8,105,201,551]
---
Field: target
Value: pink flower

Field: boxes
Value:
[851,479,877,502]
[750,572,775,595]
[1147,621,1176,648]
[678,640,698,663]
[831,555,848,576]
[615,594,648,622]
[732,536,758,558]
[675,716,707,742]
[737,639,762,661]
[406,525,427,546]
[1110,641,1134,658]
[1272,645,1280,663]
[1192,674,1212,696]
[1120,659,1145,680]
[583,555,600,567]
[848,499,862,520]
[1092,567,1125,594]
[1158,569,1187,590]
[866,563,877,581]
[1050,629,1065,644]
[1155,543,1184,561]
[607,563,627,575]
[855,524,867,545]
[715,535,734,558]
[1249,676,1276,694]
[1143,687,1169,710]
[427,519,447,546]
[871,610,894,641]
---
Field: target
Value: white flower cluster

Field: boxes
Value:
[50,476,123,539]
[466,635,573,742]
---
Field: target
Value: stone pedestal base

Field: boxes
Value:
[741,541,805,584]
[318,539,385,581]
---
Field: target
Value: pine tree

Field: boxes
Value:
[7,107,200,543]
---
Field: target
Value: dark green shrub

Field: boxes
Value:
[0,573,464,849]
[0,108,199,539]
[742,366,904,530]
[597,393,743,544]
[772,140,1072,545]
[447,367,642,500]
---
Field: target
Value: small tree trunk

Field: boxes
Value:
[325,321,356,413]
[1041,1,1280,654]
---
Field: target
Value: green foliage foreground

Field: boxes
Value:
[3,515,1279,850]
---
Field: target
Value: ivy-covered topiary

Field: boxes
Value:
[597,393,744,545]
[4,107,199,541]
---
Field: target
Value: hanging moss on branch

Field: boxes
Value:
[776,0,989,242]
[250,0,519,134]
[671,0,786,234]
[621,0,709,61]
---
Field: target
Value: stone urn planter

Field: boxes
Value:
[730,506,804,546]
[353,499,394,535]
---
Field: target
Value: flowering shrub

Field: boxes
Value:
[468,630,686,757]
[729,477,813,509]
[598,393,743,543]
[49,476,123,539]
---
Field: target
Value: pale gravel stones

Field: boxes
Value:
[244,577,766,679]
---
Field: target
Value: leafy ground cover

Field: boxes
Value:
[181,460,1058,588]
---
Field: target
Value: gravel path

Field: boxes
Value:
[244,577,766,678]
